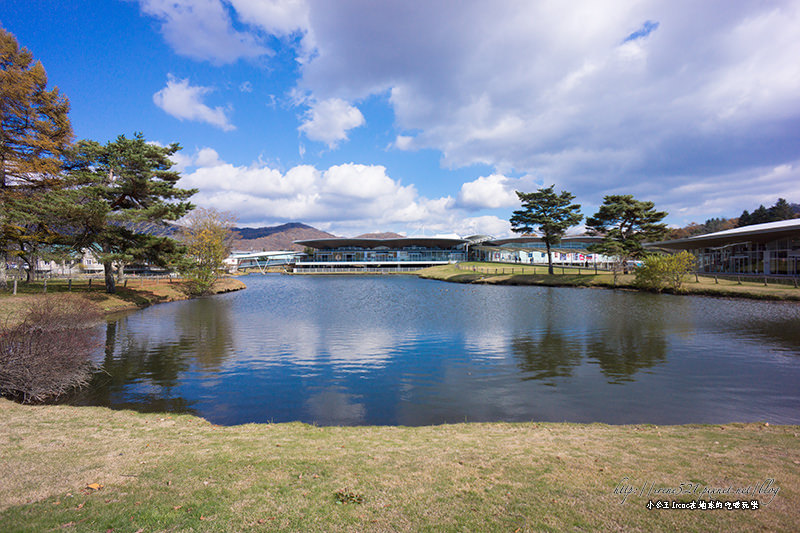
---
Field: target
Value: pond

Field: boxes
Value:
[68,274,800,426]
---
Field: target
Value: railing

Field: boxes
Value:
[457,262,613,275]
[695,272,800,287]
[292,266,423,274]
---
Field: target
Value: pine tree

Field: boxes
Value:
[67,134,196,293]
[585,195,668,273]
[510,185,582,275]
[0,29,73,286]
[737,210,751,227]
[769,198,796,221]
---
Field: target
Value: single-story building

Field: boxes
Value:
[648,219,800,276]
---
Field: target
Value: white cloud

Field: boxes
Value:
[136,0,270,64]
[293,1,800,222]
[226,0,309,36]
[394,135,414,151]
[298,98,365,147]
[138,1,800,224]
[153,76,236,131]
[176,149,511,236]
[457,174,521,210]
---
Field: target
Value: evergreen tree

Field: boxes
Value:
[0,29,73,286]
[769,198,795,221]
[750,205,770,225]
[67,134,196,293]
[509,185,582,275]
[585,195,668,273]
[737,210,751,227]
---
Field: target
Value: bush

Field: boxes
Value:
[0,295,101,403]
[634,251,696,293]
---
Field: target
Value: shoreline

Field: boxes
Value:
[0,276,247,324]
[417,263,800,302]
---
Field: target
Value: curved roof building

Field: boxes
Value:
[648,219,800,276]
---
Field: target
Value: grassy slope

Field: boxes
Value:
[418,263,800,301]
[0,277,246,325]
[0,401,797,532]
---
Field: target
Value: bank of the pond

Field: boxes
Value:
[0,400,797,532]
[418,263,800,301]
[0,277,246,325]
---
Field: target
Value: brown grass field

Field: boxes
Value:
[0,401,798,532]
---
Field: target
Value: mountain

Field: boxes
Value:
[232,223,337,251]
[354,232,405,239]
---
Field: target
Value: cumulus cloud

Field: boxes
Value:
[139,1,800,224]
[136,0,270,64]
[153,76,236,131]
[294,1,800,222]
[226,0,309,36]
[457,174,521,210]
[298,98,365,147]
[175,149,510,236]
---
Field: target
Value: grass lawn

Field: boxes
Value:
[0,401,797,532]
[0,277,246,326]
[419,263,800,301]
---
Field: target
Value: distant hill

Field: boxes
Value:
[354,232,405,239]
[232,223,336,251]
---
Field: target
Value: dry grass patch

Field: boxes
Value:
[1,401,798,531]
[0,277,246,324]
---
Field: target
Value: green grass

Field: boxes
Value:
[418,262,800,301]
[0,400,798,531]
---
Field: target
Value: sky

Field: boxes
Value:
[3,0,799,237]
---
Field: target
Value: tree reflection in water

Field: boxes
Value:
[67,298,235,413]
[513,291,674,385]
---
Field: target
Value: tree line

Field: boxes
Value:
[667,198,798,239]
[1,29,231,295]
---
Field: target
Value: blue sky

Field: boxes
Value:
[3,0,799,236]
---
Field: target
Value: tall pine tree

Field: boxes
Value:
[510,186,583,275]
[0,29,73,286]
[68,134,196,293]
[586,195,668,273]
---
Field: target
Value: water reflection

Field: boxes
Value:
[70,298,235,413]
[306,388,366,425]
[513,332,583,385]
[66,275,800,426]
[586,295,671,384]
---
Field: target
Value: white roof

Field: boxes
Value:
[688,218,800,239]
[651,218,800,249]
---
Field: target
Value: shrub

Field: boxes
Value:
[634,251,696,293]
[0,295,101,403]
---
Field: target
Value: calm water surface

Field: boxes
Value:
[68,274,800,426]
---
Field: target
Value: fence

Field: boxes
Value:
[292,266,423,274]
[456,262,800,288]
[456,263,611,276]
[1,275,181,295]
[696,272,800,288]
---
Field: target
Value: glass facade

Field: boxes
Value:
[694,237,800,275]
[304,246,465,263]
